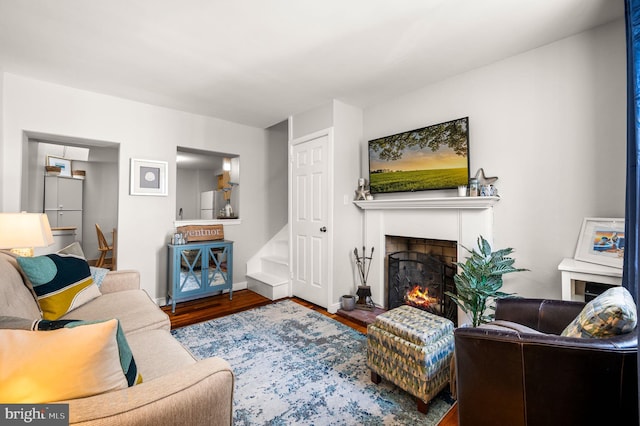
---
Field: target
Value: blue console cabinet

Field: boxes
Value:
[167,240,233,313]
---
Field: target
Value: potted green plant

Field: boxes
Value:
[445,236,527,327]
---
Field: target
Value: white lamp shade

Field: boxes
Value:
[0,213,54,249]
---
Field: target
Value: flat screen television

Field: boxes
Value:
[368,117,469,194]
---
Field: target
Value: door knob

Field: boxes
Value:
[320,226,327,232]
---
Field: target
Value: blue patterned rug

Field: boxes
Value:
[171,300,453,425]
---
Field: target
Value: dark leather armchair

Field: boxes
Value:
[454,298,638,426]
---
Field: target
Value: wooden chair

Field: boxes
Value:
[95,223,114,269]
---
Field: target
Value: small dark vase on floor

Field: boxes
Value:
[341,295,356,311]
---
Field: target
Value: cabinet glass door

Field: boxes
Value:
[179,248,204,293]
[207,246,228,288]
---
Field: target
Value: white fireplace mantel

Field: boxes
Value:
[354,196,500,211]
[356,196,500,311]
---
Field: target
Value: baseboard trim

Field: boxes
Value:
[156,281,247,307]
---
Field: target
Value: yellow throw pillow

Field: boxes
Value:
[0,319,129,403]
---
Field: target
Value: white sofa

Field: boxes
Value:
[0,252,234,426]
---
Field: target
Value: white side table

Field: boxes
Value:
[558,258,622,302]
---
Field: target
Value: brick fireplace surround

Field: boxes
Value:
[354,196,499,324]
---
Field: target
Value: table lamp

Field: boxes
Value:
[0,212,54,257]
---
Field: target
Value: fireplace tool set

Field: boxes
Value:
[354,246,375,310]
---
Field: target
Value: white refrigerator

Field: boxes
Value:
[200,190,226,219]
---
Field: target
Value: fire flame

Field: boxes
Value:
[405,286,438,307]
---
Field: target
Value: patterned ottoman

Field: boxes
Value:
[367,305,454,414]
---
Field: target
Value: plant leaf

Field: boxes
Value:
[452,235,527,326]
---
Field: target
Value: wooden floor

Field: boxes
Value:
[160,289,273,329]
[161,289,458,426]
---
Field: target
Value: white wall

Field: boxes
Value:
[291,103,333,140]
[1,73,275,302]
[83,155,119,260]
[176,168,200,220]
[362,19,626,299]
[263,120,289,236]
[331,100,364,302]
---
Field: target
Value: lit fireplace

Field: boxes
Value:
[387,249,457,325]
[405,285,439,311]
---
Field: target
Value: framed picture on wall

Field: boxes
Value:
[130,158,168,196]
[46,156,72,177]
[574,217,625,269]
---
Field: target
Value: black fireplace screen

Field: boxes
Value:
[388,251,457,324]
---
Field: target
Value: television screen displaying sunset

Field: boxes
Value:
[368,117,469,193]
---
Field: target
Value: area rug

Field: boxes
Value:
[171,300,453,425]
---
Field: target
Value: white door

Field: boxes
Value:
[291,132,330,307]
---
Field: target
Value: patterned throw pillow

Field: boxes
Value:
[57,242,110,288]
[17,254,101,320]
[561,287,637,338]
[0,319,141,403]
[90,266,110,288]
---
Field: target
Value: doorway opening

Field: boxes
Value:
[22,131,120,265]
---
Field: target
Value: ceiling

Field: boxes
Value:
[0,0,624,129]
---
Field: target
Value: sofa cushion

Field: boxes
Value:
[61,289,171,334]
[17,254,101,320]
[0,319,133,403]
[126,329,196,381]
[0,316,38,330]
[0,253,42,320]
[561,287,637,338]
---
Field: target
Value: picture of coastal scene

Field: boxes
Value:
[592,230,624,257]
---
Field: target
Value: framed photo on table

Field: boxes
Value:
[130,158,168,196]
[46,156,72,177]
[574,217,625,268]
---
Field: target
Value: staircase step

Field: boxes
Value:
[247,272,288,286]
[247,272,289,300]
[262,255,288,266]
